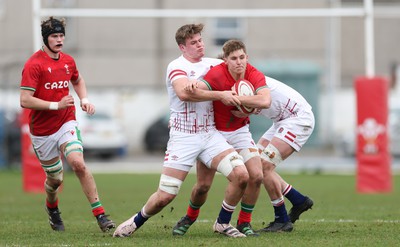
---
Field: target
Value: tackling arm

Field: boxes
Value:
[173,78,240,106]
[237,87,271,109]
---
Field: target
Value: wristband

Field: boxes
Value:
[81,98,89,104]
[49,102,59,110]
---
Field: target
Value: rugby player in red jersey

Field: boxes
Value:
[20,16,115,232]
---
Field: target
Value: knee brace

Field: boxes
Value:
[260,144,283,166]
[239,148,260,163]
[159,174,183,195]
[41,159,64,180]
[64,140,83,157]
[45,181,60,194]
[217,151,245,177]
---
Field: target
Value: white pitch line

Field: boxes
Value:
[174,219,400,224]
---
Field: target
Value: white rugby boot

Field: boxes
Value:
[113,213,138,237]
[213,219,246,238]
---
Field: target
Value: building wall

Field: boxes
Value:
[2,0,399,90]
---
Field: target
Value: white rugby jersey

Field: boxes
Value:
[166,55,222,133]
[259,76,313,122]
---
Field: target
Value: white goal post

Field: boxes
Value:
[32,0,379,77]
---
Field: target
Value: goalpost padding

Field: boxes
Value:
[21,109,45,193]
[355,77,392,193]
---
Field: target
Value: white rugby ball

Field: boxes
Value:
[233,79,255,114]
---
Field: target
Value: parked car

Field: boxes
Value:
[0,110,21,167]
[336,105,400,157]
[76,111,128,159]
[143,112,271,153]
[143,113,170,153]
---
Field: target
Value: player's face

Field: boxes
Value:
[225,49,248,77]
[181,33,205,62]
[47,33,65,53]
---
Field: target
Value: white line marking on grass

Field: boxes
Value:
[191,219,400,223]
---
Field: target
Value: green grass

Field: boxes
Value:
[0,170,399,247]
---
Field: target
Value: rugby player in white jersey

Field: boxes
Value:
[113,24,249,238]
[255,75,315,232]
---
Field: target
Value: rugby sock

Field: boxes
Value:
[282,184,306,206]
[91,201,105,217]
[134,209,150,228]
[237,202,254,225]
[217,200,235,224]
[46,198,59,209]
[187,200,201,221]
[271,197,289,223]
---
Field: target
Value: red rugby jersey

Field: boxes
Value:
[203,63,266,131]
[20,49,79,136]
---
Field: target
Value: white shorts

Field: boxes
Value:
[163,129,233,172]
[219,125,258,150]
[261,111,315,151]
[30,120,81,161]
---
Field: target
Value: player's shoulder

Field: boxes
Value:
[24,51,44,69]
[60,52,75,62]
[202,57,223,66]
[167,55,185,68]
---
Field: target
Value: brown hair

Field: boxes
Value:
[175,24,204,45]
[222,39,247,58]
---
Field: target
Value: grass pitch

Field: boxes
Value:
[0,170,398,247]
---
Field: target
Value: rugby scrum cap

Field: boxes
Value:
[41,17,65,46]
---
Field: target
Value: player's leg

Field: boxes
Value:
[60,122,115,232]
[208,148,249,238]
[114,131,198,238]
[41,156,65,231]
[236,149,263,236]
[268,114,315,224]
[257,137,294,232]
[219,126,263,236]
[31,134,65,231]
[114,167,189,237]
[173,160,215,236]
[277,172,314,223]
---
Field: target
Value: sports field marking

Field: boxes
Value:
[192,219,400,224]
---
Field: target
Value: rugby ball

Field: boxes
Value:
[233,79,255,114]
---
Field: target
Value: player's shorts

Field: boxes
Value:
[219,125,257,150]
[163,129,233,172]
[260,110,315,151]
[30,120,81,161]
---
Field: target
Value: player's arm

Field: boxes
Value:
[237,87,271,109]
[71,74,95,115]
[20,89,74,111]
[173,77,240,106]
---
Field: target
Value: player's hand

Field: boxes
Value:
[81,101,95,115]
[58,95,75,109]
[184,79,199,92]
[220,91,241,107]
[254,108,262,115]
[231,109,250,118]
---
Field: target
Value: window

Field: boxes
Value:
[212,18,246,46]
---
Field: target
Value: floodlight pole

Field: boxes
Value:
[32,0,42,52]
[364,0,375,77]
